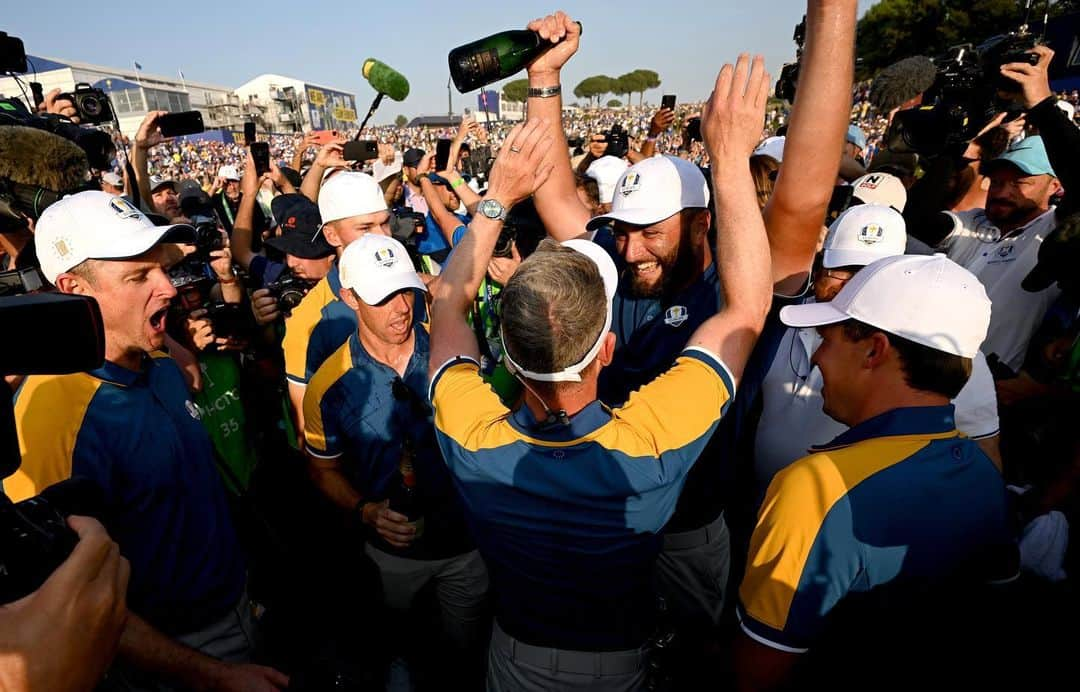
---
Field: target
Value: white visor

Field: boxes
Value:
[501,238,619,383]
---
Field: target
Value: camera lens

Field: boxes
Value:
[279,289,305,311]
[80,95,103,117]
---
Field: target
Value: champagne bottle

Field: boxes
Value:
[389,436,424,540]
[448,23,583,93]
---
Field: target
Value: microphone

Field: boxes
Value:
[362,59,410,102]
[869,56,938,112]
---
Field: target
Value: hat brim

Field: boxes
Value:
[88,223,195,263]
[585,206,679,231]
[150,180,175,192]
[264,234,335,260]
[823,248,896,269]
[982,158,1054,178]
[355,273,428,305]
[779,301,850,329]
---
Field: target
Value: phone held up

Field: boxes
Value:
[250,142,270,176]
[342,140,379,164]
[243,121,256,146]
[661,94,676,111]
[158,111,205,138]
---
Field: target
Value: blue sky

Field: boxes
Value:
[8,1,878,124]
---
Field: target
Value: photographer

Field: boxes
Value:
[905,46,1080,379]
[0,516,129,692]
[6,191,287,691]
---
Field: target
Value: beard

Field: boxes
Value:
[627,237,698,299]
[986,197,1040,227]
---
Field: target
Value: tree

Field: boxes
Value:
[573,75,616,107]
[394,114,408,127]
[631,69,661,105]
[608,99,622,108]
[614,72,644,105]
[502,78,530,103]
[855,0,1038,79]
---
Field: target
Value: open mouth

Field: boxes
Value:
[149,307,169,332]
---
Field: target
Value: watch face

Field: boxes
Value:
[481,199,503,219]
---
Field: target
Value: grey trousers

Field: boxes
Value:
[654,512,731,629]
[365,544,489,652]
[486,621,647,692]
[99,589,256,691]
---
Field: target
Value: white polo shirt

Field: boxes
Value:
[939,208,1062,372]
[753,321,1000,496]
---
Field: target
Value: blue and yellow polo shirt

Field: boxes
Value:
[7,355,246,635]
[283,264,357,386]
[738,405,1015,653]
[431,346,735,651]
[304,323,469,559]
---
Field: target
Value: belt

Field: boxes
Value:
[491,621,643,677]
[662,511,726,551]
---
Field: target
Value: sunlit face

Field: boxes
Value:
[986,167,1058,228]
[323,210,392,250]
[612,210,704,298]
[356,289,415,347]
[61,246,177,359]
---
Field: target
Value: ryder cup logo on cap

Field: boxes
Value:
[780,254,991,358]
[822,204,907,269]
[339,234,426,305]
[586,156,709,230]
[318,171,386,225]
[34,190,194,284]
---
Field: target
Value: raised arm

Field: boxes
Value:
[229,151,262,271]
[765,0,857,294]
[299,140,349,203]
[132,111,169,214]
[429,119,553,371]
[524,12,592,241]
[687,55,773,385]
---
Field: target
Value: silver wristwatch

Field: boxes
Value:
[477,198,508,222]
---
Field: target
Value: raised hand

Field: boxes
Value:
[700,54,770,165]
[1000,44,1055,110]
[525,11,581,76]
[485,118,554,208]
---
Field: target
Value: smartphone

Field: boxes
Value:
[661,94,676,111]
[686,117,702,143]
[251,142,270,176]
[158,111,205,138]
[342,140,379,163]
[243,121,256,146]
[435,139,452,172]
[311,130,340,146]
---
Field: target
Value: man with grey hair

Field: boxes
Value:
[428,51,774,690]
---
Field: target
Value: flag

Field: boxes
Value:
[134,62,142,70]
[178,69,184,80]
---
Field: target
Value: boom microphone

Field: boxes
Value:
[869,56,938,112]
[362,59,410,102]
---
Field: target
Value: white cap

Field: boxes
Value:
[780,254,990,358]
[338,234,426,305]
[1055,99,1076,121]
[502,238,619,383]
[585,155,630,205]
[851,172,908,212]
[585,156,709,230]
[100,171,123,187]
[753,136,786,163]
[822,204,907,269]
[318,171,387,225]
[35,191,194,284]
[218,165,240,181]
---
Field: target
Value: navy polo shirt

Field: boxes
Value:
[8,354,246,635]
[303,322,469,560]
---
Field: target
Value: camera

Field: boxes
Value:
[493,200,545,260]
[57,83,114,126]
[0,267,44,296]
[886,26,1041,157]
[203,301,251,341]
[390,210,426,247]
[605,124,629,159]
[264,273,317,317]
[774,16,806,103]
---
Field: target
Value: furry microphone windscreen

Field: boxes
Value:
[0,125,89,192]
[869,56,938,113]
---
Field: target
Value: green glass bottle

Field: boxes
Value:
[448,24,582,93]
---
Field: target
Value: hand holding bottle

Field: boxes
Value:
[525,12,581,77]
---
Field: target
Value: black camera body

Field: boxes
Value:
[606,124,629,159]
[264,273,317,317]
[775,16,807,103]
[204,301,251,341]
[980,31,1041,91]
[57,83,114,125]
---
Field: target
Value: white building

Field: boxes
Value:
[234,74,358,134]
[473,90,525,122]
[0,55,242,138]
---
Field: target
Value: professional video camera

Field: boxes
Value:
[0,280,107,603]
[264,272,317,317]
[884,21,1041,157]
[775,15,806,104]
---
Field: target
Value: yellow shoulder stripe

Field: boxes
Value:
[283,277,334,380]
[303,338,353,453]
[5,373,102,502]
